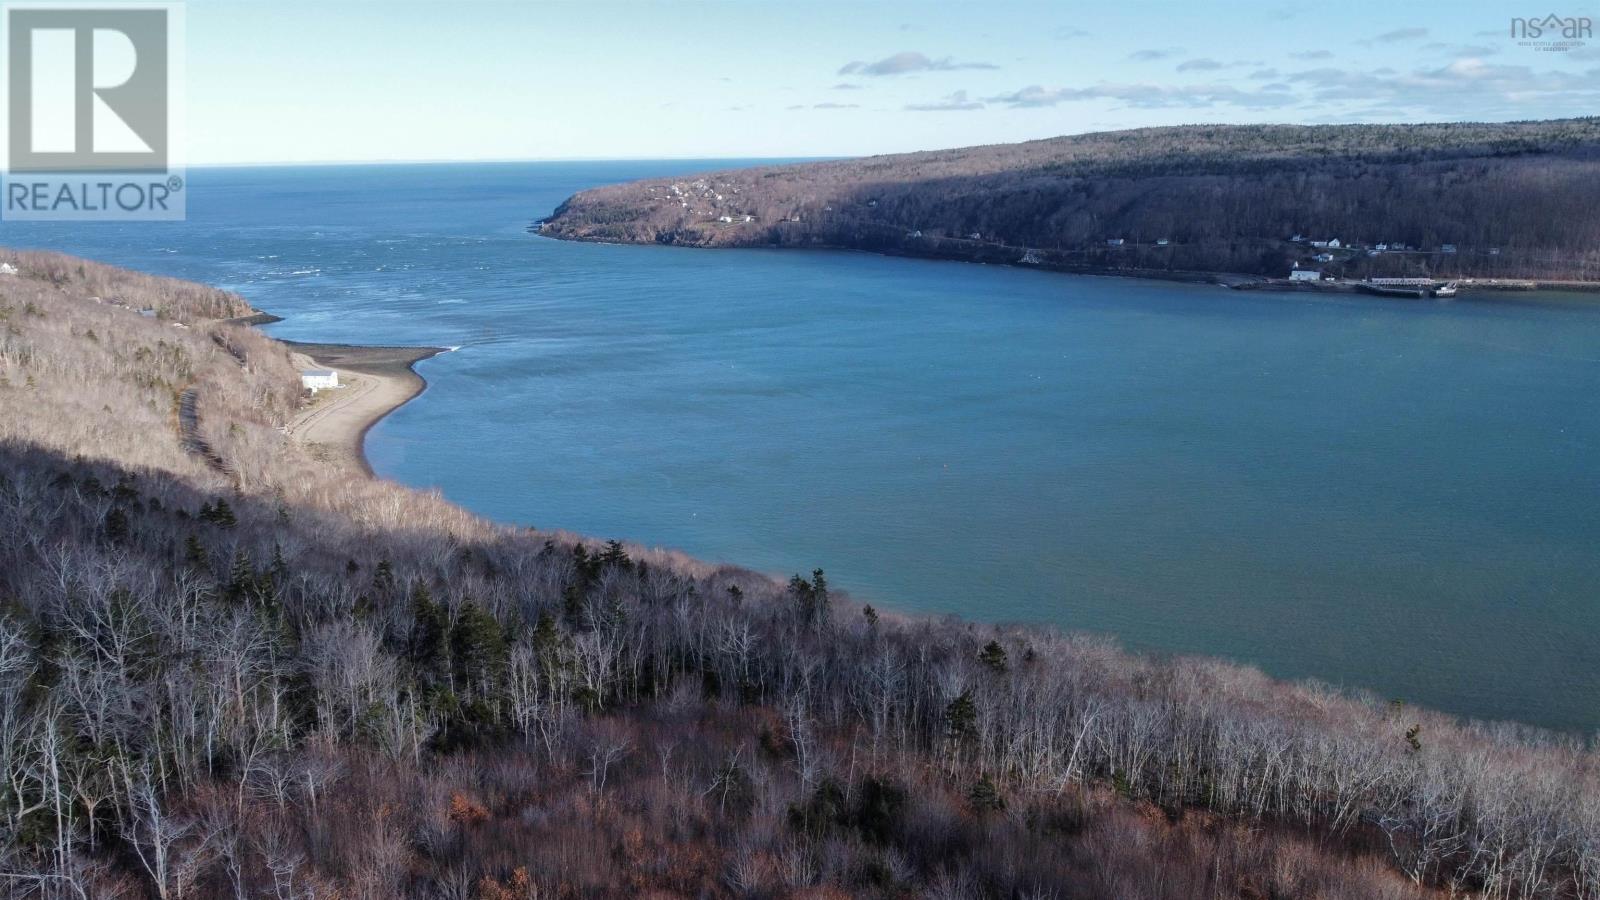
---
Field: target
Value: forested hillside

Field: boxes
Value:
[540,118,1600,281]
[1,250,1599,898]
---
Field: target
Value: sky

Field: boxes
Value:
[177,0,1600,164]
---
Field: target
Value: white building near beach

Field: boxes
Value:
[301,369,339,392]
[1290,268,1322,282]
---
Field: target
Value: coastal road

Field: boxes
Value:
[286,363,419,475]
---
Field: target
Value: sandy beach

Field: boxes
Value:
[283,341,446,475]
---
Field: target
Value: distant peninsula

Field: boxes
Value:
[540,118,1600,285]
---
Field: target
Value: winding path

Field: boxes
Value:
[177,387,234,479]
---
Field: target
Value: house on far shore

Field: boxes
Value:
[301,369,339,392]
[1290,268,1322,282]
[1106,238,1124,247]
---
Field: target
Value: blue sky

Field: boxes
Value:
[186,0,1600,164]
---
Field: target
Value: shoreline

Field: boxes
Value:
[538,230,1600,297]
[278,339,447,476]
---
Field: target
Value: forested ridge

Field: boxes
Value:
[0,250,1599,898]
[540,118,1600,281]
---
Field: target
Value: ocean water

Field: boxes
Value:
[7,161,1600,732]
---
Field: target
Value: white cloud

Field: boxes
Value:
[905,89,985,111]
[838,51,998,77]
[1373,27,1429,43]
[984,82,1297,109]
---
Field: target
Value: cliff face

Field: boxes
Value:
[541,118,1600,280]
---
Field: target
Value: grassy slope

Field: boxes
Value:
[0,250,1594,898]
[541,118,1600,281]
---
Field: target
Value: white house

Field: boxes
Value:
[0,263,17,275]
[1106,238,1125,247]
[1327,238,1341,249]
[1290,268,1322,282]
[301,369,339,392]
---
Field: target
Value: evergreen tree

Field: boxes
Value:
[979,640,1008,673]
[268,542,289,591]
[851,777,906,844]
[452,600,508,700]
[111,477,138,504]
[371,559,396,599]
[598,539,632,570]
[409,582,449,684]
[564,544,598,623]
[967,775,1005,813]
[810,568,829,625]
[183,534,208,569]
[103,506,129,543]
[945,689,977,741]
[227,549,256,603]
[789,568,831,630]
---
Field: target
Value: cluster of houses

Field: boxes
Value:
[651,178,747,217]
[1292,235,1491,257]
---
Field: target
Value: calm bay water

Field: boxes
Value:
[7,162,1600,731]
